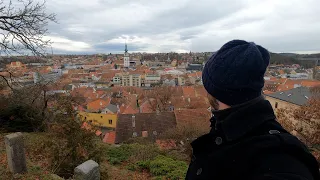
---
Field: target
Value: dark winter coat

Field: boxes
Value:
[186,96,320,180]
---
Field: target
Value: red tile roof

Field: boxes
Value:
[182,86,196,97]
[81,122,91,130]
[194,86,207,97]
[263,90,274,95]
[188,71,202,78]
[122,105,139,114]
[100,72,116,81]
[103,131,116,144]
[277,84,294,92]
[139,100,154,113]
[119,104,127,114]
[87,99,110,112]
[174,108,211,127]
[301,80,320,87]
[96,130,102,136]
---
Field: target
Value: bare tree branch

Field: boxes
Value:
[0,0,56,56]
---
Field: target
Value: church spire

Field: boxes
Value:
[125,42,128,53]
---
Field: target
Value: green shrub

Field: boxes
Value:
[136,160,151,170]
[106,143,161,165]
[137,155,188,179]
[128,143,161,162]
[126,163,138,171]
[167,169,187,180]
[153,176,165,180]
[165,150,189,162]
[106,144,134,164]
[125,137,153,145]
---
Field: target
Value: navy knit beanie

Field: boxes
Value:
[202,40,270,106]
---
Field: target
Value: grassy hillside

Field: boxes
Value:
[0,133,189,180]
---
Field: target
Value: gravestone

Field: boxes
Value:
[74,160,100,180]
[5,132,27,174]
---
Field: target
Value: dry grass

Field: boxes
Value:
[0,133,152,180]
[0,133,60,180]
[101,161,151,180]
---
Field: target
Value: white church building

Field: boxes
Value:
[123,43,138,68]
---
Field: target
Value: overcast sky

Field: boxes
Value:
[40,0,320,54]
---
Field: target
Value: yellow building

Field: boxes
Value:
[78,112,117,128]
[265,96,300,110]
[171,59,177,67]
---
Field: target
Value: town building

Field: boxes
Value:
[123,43,130,68]
[186,64,203,71]
[177,76,186,86]
[6,61,26,69]
[112,76,122,85]
[265,86,313,110]
[123,43,138,68]
[122,74,141,87]
[143,74,161,87]
[78,112,117,128]
[115,112,176,143]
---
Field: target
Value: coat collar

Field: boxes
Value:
[213,96,276,141]
[191,96,276,151]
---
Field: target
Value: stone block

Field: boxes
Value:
[5,132,27,174]
[74,160,100,180]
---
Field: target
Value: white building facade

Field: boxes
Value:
[124,43,130,68]
[122,74,141,87]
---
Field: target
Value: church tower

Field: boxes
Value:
[124,43,130,68]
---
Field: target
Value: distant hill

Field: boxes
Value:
[297,53,320,58]
[270,53,316,68]
[279,53,297,57]
[270,53,300,64]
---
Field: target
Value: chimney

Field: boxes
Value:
[132,115,136,128]
[142,131,148,138]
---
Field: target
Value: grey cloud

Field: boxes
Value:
[93,42,148,53]
[46,0,244,43]
[134,0,244,35]
[40,0,320,53]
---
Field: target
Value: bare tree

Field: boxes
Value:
[145,86,177,112]
[0,0,56,56]
[276,97,320,147]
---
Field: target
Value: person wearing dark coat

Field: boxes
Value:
[186,40,320,180]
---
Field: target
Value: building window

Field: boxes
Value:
[275,102,278,109]
[133,132,137,137]
[153,131,158,136]
[101,116,103,118]
[108,119,112,124]
[84,117,87,120]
